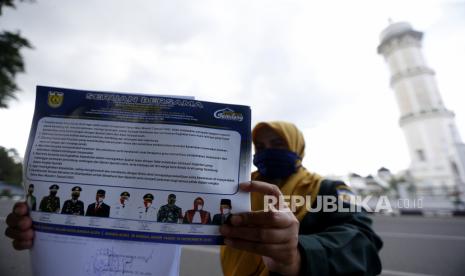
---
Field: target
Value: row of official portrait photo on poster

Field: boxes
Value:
[24,183,233,225]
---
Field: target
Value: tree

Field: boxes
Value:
[0,146,23,186]
[0,0,33,108]
[0,0,16,13]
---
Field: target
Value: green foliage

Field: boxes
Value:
[0,31,32,107]
[0,0,30,186]
[0,0,33,108]
[0,0,16,15]
[0,0,33,15]
[0,146,23,186]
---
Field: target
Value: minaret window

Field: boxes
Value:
[450,161,460,178]
[416,149,426,161]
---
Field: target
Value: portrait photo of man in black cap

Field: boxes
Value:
[110,191,131,219]
[25,184,37,211]
[212,199,232,225]
[39,184,61,213]
[136,193,157,220]
[61,186,85,215]
[157,194,183,223]
[85,189,110,217]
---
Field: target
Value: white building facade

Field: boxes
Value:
[377,22,465,196]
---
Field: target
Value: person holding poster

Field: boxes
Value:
[6,121,383,275]
[5,85,381,275]
[219,121,383,275]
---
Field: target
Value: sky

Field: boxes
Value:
[1,0,464,177]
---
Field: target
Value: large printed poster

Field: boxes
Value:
[24,86,251,246]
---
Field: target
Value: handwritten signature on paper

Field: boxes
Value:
[87,247,154,276]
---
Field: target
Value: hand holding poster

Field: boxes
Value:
[24,86,251,245]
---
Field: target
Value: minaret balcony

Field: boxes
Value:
[399,109,454,127]
[390,66,435,87]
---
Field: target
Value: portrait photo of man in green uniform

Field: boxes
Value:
[38,184,61,213]
[157,194,183,223]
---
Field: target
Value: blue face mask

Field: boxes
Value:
[253,148,300,179]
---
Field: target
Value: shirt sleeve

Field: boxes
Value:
[297,180,383,276]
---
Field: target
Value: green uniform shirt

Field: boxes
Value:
[274,179,383,276]
[39,195,60,213]
[157,204,183,223]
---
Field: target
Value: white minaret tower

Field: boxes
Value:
[377,22,465,196]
